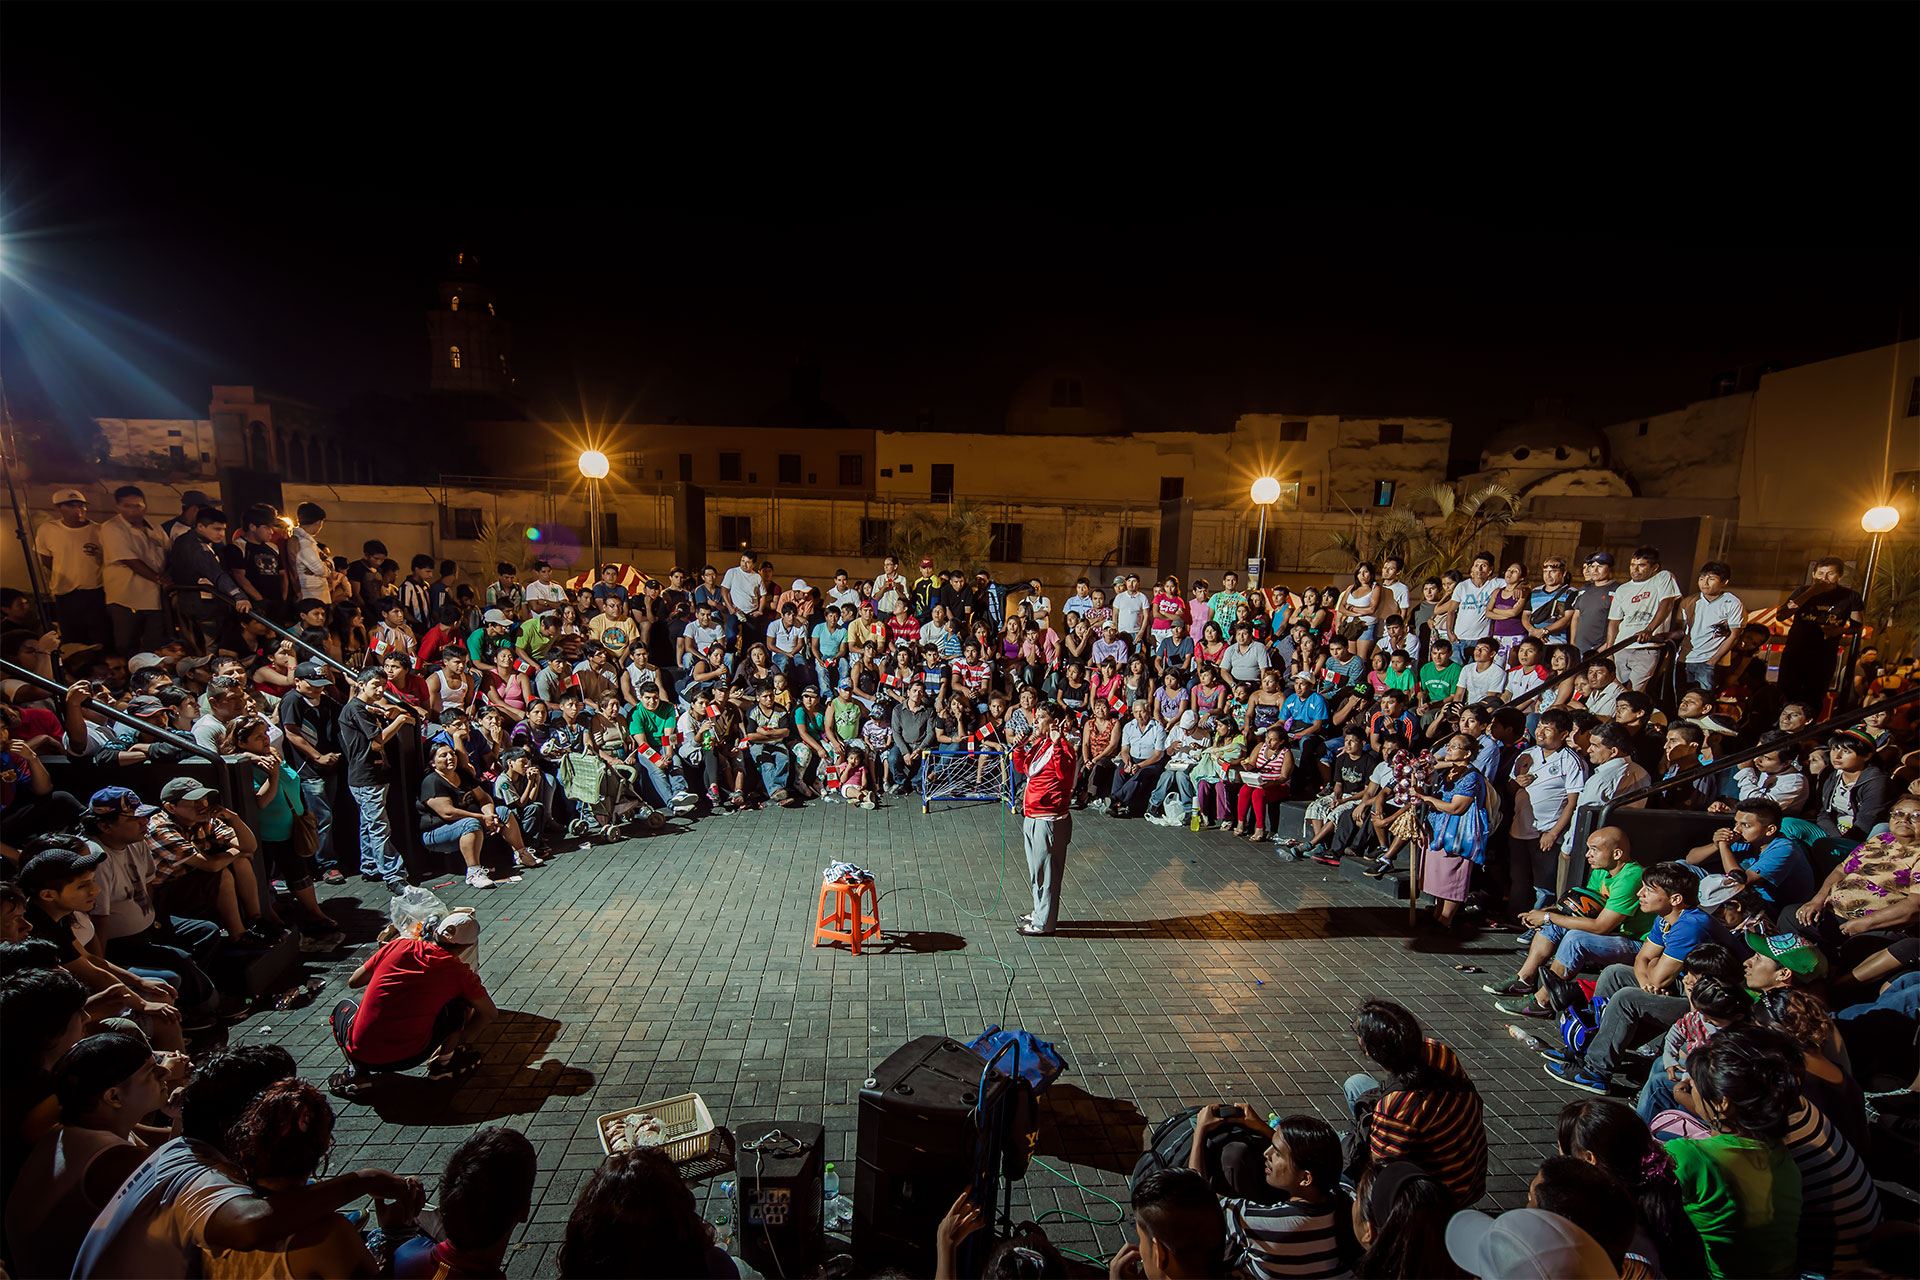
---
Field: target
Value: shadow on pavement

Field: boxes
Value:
[1035,1082,1148,1175]
[1048,905,1425,941]
[350,1009,596,1125]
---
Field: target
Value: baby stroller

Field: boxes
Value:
[558,750,667,841]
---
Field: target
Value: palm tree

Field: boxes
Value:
[1862,537,1920,665]
[889,503,993,574]
[1314,481,1518,583]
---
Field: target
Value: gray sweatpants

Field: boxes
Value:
[1024,813,1072,934]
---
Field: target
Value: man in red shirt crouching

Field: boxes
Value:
[327,908,496,1096]
[1011,703,1079,937]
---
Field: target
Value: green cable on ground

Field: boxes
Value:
[1028,1155,1125,1267]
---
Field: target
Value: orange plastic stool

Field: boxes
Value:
[813,879,881,954]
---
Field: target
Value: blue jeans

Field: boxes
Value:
[634,755,676,807]
[106,921,222,1014]
[887,745,925,791]
[348,783,404,883]
[421,816,482,852]
[296,766,336,871]
[816,655,847,695]
[749,745,791,796]
[1544,927,1643,975]
[1150,767,1196,810]
[1682,662,1717,691]
[1635,1067,1678,1121]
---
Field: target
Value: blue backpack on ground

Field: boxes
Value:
[967,1025,1068,1093]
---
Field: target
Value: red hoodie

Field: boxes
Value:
[1013,733,1079,818]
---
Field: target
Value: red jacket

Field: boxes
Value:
[1013,734,1078,818]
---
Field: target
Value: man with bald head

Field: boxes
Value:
[1487,826,1651,1020]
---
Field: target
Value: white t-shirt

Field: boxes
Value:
[1027,595,1052,623]
[88,838,157,940]
[98,515,170,611]
[1456,662,1509,702]
[525,580,568,609]
[287,527,329,601]
[871,574,908,616]
[1683,591,1745,665]
[1608,570,1681,649]
[1381,580,1411,614]
[36,518,105,593]
[1563,757,1650,852]
[70,1137,254,1280]
[722,566,763,614]
[827,586,862,612]
[1450,576,1500,642]
[684,622,725,656]
[767,618,807,656]
[1112,590,1150,635]
[1511,745,1590,839]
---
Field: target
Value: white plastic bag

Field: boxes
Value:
[1162,796,1186,825]
[388,885,449,941]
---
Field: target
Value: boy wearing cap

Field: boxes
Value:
[5,1031,173,1280]
[37,487,111,649]
[1572,552,1620,655]
[81,788,222,1020]
[341,668,412,889]
[1743,932,1829,992]
[466,608,515,663]
[331,908,497,1093]
[147,778,272,945]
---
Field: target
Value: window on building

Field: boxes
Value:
[990,522,1025,561]
[440,506,484,540]
[599,513,619,545]
[498,355,508,375]
[169,445,186,466]
[719,515,752,549]
[1159,476,1184,500]
[1119,527,1151,565]
[450,295,460,312]
[1638,421,1650,435]
[678,453,693,482]
[166,428,182,437]
[1280,420,1308,442]
[931,463,954,499]
[1378,423,1403,444]
[1050,379,1084,408]
[838,454,864,487]
[898,463,913,474]
[487,302,496,316]
[449,346,462,369]
[1277,473,1302,510]
[1907,376,1920,417]
[859,518,891,557]
[778,453,802,485]
[1373,480,1396,507]
[718,452,742,482]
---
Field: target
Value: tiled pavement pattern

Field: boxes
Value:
[261,801,1560,1276]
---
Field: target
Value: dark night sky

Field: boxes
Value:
[4,4,1915,458]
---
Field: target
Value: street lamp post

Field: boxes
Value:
[579,450,610,580]
[1249,476,1280,590]
[1840,504,1902,706]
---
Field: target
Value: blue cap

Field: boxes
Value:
[88,786,159,818]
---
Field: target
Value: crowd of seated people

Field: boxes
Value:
[4,482,1917,1277]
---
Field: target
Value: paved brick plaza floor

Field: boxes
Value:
[271,799,1559,1276]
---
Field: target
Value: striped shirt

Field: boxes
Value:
[1224,1196,1351,1280]
[1783,1100,1880,1274]
[1366,1039,1487,1209]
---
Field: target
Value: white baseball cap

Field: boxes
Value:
[1446,1208,1617,1280]
[127,653,166,674]
[50,488,87,506]
[791,579,811,592]
[1697,873,1743,911]
[435,908,480,948]
[483,609,512,626]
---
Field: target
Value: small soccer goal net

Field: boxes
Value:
[920,747,1015,812]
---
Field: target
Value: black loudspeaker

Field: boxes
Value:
[733,1121,825,1279]
[673,482,707,572]
[854,1036,1013,1274]
[215,466,286,522]
[1157,497,1194,588]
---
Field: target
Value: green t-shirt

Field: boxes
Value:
[467,626,507,664]
[628,703,676,749]
[1384,667,1418,693]
[517,617,552,662]
[1665,1133,1802,1280]
[1585,861,1653,940]
[830,697,866,744]
[1418,662,1463,703]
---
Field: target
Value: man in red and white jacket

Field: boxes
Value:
[1011,703,1079,936]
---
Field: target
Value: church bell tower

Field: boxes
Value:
[427,250,514,394]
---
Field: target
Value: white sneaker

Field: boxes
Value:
[465,866,496,890]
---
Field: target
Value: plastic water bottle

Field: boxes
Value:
[1506,1024,1547,1053]
[823,1162,839,1199]
[1189,807,1202,831]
